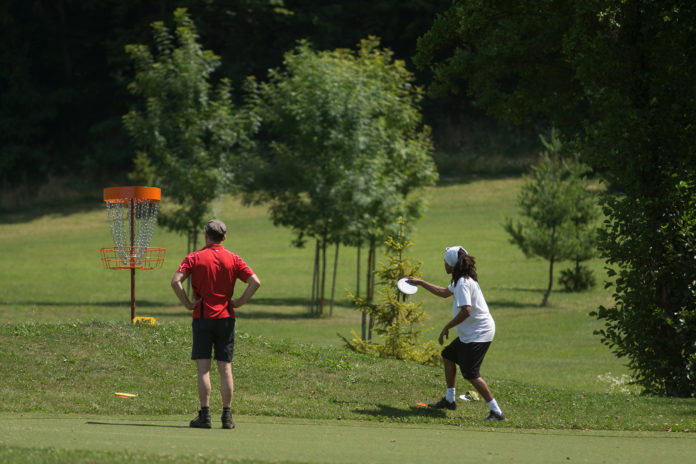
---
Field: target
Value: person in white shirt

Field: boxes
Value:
[408,246,506,422]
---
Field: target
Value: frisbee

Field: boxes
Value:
[397,278,418,295]
[115,392,137,398]
[415,402,427,407]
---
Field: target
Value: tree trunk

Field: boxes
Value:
[541,255,555,307]
[541,224,557,306]
[356,242,361,298]
[362,239,376,341]
[185,230,193,297]
[310,240,319,314]
[367,238,376,341]
[329,242,339,316]
[318,231,327,316]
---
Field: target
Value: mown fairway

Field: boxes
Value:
[1,178,694,462]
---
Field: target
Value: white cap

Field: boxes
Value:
[444,246,467,266]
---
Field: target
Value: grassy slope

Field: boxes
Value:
[1,321,694,432]
[0,179,694,436]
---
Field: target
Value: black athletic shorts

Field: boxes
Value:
[191,318,236,362]
[441,338,491,379]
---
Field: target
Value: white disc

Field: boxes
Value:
[397,278,418,295]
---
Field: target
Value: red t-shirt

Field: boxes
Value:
[177,244,254,319]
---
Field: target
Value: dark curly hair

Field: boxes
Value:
[451,248,478,285]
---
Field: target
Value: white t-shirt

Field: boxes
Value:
[447,277,495,343]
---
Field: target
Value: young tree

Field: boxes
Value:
[415,0,696,396]
[504,132,596,306]
[245,38,437,316]
[123,8,258,253]
[342,221,440,365]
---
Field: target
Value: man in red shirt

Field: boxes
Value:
[171,219,261,429]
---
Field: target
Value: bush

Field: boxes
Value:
[559,264,596,292]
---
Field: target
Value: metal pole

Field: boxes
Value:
[130,198,136,321]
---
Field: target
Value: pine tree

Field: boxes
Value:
[341,220,440,366]
[504,130,597,305]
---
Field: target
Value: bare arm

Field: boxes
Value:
[232,274,261,309]
[406,277,453,298]
[171,271,200,311]
[438,306,472,345]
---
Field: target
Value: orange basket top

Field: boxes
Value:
[104,186,161,202]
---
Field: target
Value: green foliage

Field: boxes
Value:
[342,221,441,366]
[123,8,259,250]
[504,132,598,305]
[246,37,437,314]
[593,176,696,397]
[248,37,437,246]
[416,0,696,395]
[413,0,581,127]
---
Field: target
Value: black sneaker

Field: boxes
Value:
[190,410,212,428]
[221,411,235,429]
[427,397,457,410]
[484,411,507,422]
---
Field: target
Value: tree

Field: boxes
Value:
[245,38,437,316]
[342,221,440,365]
[504,132,596,306]
[123,8,258,253]
[415,1,696,396]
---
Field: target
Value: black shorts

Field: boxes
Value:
[191,318,236,362]
[441,338,491,379]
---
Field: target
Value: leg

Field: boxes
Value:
[466,376,494,403]
[444,357,457,388]
[196,358,212,407]
[428,352,458,410]
[217,360,234,408]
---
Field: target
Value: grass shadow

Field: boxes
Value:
[239,297,354,320]
[486,299,541,310]
[352,403,446,419]
[240,311,319,320]
[0,198,101,224]
[251,297,353,309]
[86,421,188,429]
[0,300,164,308]
[489,287,546,294]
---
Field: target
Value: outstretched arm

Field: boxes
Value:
[406,277,453,298]
[232,274,261,309]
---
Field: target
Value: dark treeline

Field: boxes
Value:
[0,0,537,199]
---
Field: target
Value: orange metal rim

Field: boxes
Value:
[104,186,161,202]
[100,247,166,270]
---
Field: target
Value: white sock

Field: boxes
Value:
[446,388,456,403]
[487,398,502,415]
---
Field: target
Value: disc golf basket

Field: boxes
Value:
[100,187,165,321]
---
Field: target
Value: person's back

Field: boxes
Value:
[183,243,252,319]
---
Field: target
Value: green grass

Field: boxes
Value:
[3,414,695,464]
[1,178,694,462]
[0,320,692,431]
